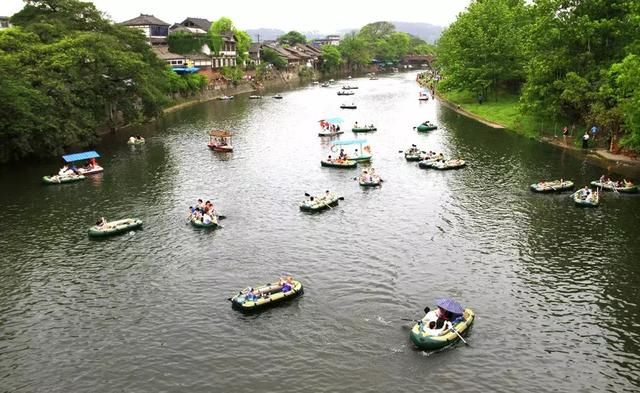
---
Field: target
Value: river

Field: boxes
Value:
[1,72,640,392]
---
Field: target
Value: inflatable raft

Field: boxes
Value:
[190,216,219,228]
[230,279,303,313]
[590,181,638,193]
[321,159,357,168]
[410,308,475,350]
[299,193,341,212]
[88,218,142,237]
[43,174,86,184]
[432,159,466,170]
[359,175,381,187]
[416,122,437,132]
[530,180,574,193]
[574,191,600,207]
[352,127,376,133]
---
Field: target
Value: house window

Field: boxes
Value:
[150,25,168,37]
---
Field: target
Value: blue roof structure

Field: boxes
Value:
[332,139,367,145]
[322,117,343,124]
[172,67,199,74]
[62,151,100,162]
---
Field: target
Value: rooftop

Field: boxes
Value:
[120,14,170,27]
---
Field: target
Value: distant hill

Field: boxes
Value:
[339,22,443,43]
[246,28,285,42]
[247,22,443,43]
[391,21,443,43]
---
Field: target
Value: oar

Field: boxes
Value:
[450,325,471,347]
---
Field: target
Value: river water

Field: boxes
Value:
[1,72,640,392]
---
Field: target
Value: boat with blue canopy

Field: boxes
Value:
[318,117,344,137]
[330,139,372,162]
[44,151,103,184]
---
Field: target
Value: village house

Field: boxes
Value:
[0,16,11,30]
[248,43,262,67]
[120,14,170,46]
[311,34,340,47]
[169,17,237,69]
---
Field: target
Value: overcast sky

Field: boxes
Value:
[2,0,471,32]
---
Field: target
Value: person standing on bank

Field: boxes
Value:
[591,125,598,142]
[582,131,590,149]
[562,126,569,145]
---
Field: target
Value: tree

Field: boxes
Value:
[338,32,371,70]
[234,30,251,65]
[208,17,251,66]
[358,21,395,42]
[261,47,287,69]
[436,0,529,99]
[277,31,307,45]
[0,0,172,162]
[320,45,342,72]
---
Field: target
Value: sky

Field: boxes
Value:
[1,0,472,33]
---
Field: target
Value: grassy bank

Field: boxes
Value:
[439,90,544,139]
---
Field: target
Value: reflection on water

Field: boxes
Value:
[1,72,639,393]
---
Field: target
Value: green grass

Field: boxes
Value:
[441,90,542,139]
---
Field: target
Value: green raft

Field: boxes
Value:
[410,308,475,350]
[300,193,341,212]
[321,159,357,168]
[573,191,600,207]
[590,181,638,193]
[230,279,303,313]
[359,176,381,187]
[190,216,219,229]
[416,122,437,132]
[88,218,143,237]
[530,180,574,193]
[43,174,86,184]
[352,127,377,133]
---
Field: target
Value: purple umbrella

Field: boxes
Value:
[436,298,464,315]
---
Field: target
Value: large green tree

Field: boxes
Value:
[436,0,529,99]
[0,0,171,162]
[320,45,342,72]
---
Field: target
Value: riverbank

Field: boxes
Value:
[436,89,640,167]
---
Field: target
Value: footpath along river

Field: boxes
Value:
[1,72,640,392]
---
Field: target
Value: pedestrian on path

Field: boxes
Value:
[582,131,590,149]
[562,126,569,145]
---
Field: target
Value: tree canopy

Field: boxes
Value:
[277,31,307,45]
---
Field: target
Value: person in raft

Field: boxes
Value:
[96,217,107,227]
[420,306,453,336]
[279,276,294,292]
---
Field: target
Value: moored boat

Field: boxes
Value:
[416,121,438,132]
[530,180,574,193]
[42,174,86,184]
[248,95,263,99]
[342,85,358,90]
[88,218,143,238]
[590,180,638,193]
[573,189,600,207]
[340,104,357,109]
[229,278,303,313]
[217,95,234,100]
[410,308,475,350]
[337,91,355,96]
[431,159,466,170]
[273,94,283,99]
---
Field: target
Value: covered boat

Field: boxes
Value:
[410,308,475,350]
[42,174,86,184]
[318,130,344,137]
[300,192,342,211]
[416,121,437,132]
[331,139,373,162]
[530,180,574,193]
[88,218,143,238]
[352,126,376,133]
[229,278,303,313]
[431,159,466,170]
[573,189,600,207]
[590,180,638,193]
[207,130,233,152]
[340,104,357,109]
[318,117,344,137]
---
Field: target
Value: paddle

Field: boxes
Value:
[450,325,471,346]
